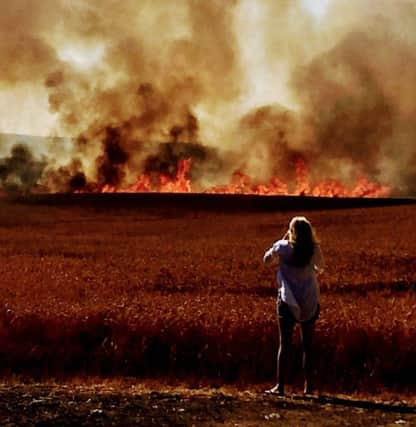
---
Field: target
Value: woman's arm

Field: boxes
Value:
[263,247,275,264]
[263,232,288,264]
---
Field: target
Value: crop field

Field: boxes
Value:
[0,197,414,397]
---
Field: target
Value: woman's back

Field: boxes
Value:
[274,239,322,322]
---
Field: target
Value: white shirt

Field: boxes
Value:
[264,239,323,322]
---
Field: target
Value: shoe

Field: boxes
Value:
[265,385,284,396]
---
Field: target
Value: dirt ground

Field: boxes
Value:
[0,383,415,426]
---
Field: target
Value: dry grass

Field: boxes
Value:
[0,199,414,394]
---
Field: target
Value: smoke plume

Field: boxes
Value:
[0,0,415,195]
[0,144,46,194]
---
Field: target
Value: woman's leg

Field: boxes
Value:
[300,320,315,394]
[276,315,294,394]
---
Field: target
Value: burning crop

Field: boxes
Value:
[90,157,391,197]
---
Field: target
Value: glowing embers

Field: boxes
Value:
[95,157,390,197]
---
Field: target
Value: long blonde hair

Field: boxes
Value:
[288,216,318,267]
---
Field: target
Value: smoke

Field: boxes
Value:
[0,0,415,195]
[228,0,416,194]
[0,144,46,194]
[291,4,416,193]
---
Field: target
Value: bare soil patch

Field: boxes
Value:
[0,383,415,426]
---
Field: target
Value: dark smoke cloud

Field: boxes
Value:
[0,144,46,193]
[44,158,88,193]
[95,127,129,187]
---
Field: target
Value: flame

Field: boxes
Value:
[100,158,192,194]
[93,158,390,197]
[293,158,390,197]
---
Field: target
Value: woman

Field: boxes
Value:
[263,216,323,396]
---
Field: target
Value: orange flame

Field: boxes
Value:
[95,158,390,197]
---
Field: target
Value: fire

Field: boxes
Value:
[294,158,391,197]
[100,158,192,194]
[206,171,288,195]
[95,157,391,197]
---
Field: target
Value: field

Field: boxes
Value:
[0,196,415,403]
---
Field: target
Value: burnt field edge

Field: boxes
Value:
[0,383,415,421]
[8,192,416,211]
